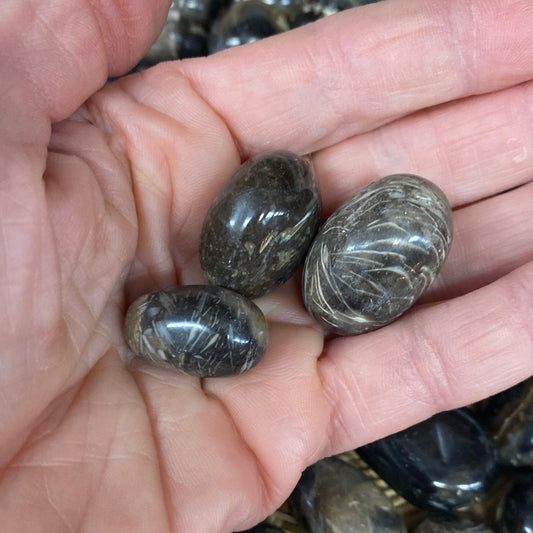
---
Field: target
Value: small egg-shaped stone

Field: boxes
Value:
[200,150,321,299]
[124,285,268,377]
[208,1,289,53]
[290,456,407,533]
[302,174,452,335]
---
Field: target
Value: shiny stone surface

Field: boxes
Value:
[303,174,452,335]
[124,285,268,377]
[290,456,407,533]
[200,151,321,298]
[208,1,289,53]
[356,408,499,516]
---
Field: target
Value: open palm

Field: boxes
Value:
[1,0,532,531]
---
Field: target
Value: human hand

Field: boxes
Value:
[1,0,532,531]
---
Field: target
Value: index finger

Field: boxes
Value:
[178,0,533,156]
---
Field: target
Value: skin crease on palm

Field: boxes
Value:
[0,0,532,531]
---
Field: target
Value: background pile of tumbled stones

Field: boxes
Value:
[135,0,379,67]
[247,379,533,532]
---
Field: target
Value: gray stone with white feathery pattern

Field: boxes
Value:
[302,174,453,335]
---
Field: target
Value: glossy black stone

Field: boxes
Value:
[498,472,533,533]
[356,408,499,516]
[302,174,453,335]
[208,1,289,53]
[290,456,407,533]
[200,151,321,299]
[474,377,533,468]
[414,517,495,533]
[124,285,268,377]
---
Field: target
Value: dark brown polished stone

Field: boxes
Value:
[200,151,321,299]
[290,456,407,533]
[302,174,452,335]
[124,285,268,377]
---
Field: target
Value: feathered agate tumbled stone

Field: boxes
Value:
[302,174,453,335]
[290,456,407,533]
[200,151,321,299]
[124,285,268,377]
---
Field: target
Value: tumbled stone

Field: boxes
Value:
[200,151,321,298]
[356,408,499,516]
[498,472,533,533]
[302,174,452,335]
[208,1,289,53]
[290,456,407,533]
[414,517,495,533]
[124,285,268,377]
[474,377,533,468]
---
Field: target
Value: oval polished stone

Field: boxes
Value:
[124,285,268,377]
[356,408,499,516]
[290,456,407,533]
[208,1,289,53]
[498,472,533,533]
[302,174,452,335]
[200,151,321,299]
[414,517,495,533]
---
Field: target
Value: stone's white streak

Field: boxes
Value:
[124,285,268,377]
[302,174,453,336]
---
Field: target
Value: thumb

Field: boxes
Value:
[1,0,170,141]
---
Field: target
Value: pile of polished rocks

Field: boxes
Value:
[134,0,379,68]
[249,381,533,532]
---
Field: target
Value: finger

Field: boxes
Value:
[1,0,170,140]
[318,261,533,456]
[178,0,533,155]
[312,79,533,214]
[423,181,533,302]
[85,73,241,294]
